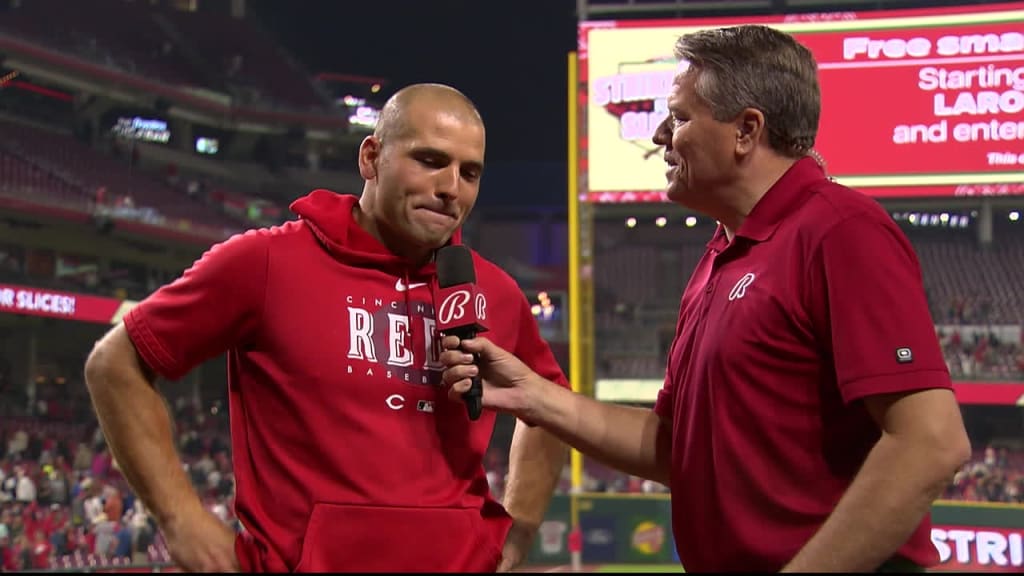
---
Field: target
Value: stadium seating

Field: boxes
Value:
[0,149,89,210]
[0,0,203,87]
[587,219,1024,381]
[916,236,1024,325]
[159,10,326,110]
[0,0,328,111]
[0,119,241,233]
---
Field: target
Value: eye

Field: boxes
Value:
[417,156,445,168]
[672,115,688,127]
[461,168,481,183]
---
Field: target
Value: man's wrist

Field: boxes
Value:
[156,494,206,531]
[508,518,540,550]
[516,372,551,426]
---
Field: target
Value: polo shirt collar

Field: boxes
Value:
[705,157,827,251]
[734,156,827,243]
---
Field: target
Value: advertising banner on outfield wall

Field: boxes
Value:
[0,282,137,325]
[579,2,1024,201]
[529,496,1024,571]
[930,525,1024,572]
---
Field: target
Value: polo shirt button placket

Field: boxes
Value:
[702,280,716,315]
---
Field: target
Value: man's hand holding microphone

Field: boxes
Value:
[435,244,562,425]
[439,334,537,416]
[435,245,575,572]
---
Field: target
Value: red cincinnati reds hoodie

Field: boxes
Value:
[123,189,569,572]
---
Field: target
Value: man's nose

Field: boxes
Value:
[652,114,672,146]
[435,164,460,198]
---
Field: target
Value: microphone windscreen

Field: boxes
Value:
[436,245,476,288]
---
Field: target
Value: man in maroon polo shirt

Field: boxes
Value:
[439,25,971,572]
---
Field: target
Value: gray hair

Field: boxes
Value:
[675,25,821,157]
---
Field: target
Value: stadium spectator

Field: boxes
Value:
[13,467,35,505]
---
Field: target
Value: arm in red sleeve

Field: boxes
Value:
[124,229,269,380]
[806,210,952,403]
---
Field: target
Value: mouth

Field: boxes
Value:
[665,160,681,181]
[414,206,458,225]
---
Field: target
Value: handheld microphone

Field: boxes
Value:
[435,245,489,421]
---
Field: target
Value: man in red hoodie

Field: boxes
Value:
[83,83,569,572]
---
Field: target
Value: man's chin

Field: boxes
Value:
[665,183,689,204]
[665,185,706,214]
[416,229,456,251]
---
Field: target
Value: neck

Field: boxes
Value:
[354,195,433,266]
[716,154,798,240]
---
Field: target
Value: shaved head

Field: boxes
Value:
[373,83,483,144]
[355,82,486,266]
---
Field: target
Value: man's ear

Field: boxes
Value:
[358,135,382,180]
[735,108,766,156]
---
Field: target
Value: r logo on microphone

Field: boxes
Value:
[474,293,487,321]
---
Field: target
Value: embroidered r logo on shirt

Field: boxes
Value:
[728,273,756,301]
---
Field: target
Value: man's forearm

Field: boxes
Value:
[523,376,671,484]
[85,337,202,526]
[782,434,952,572]
[503,420,568,529]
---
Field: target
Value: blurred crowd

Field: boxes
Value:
[0,382,234,571]
[1,323,1022,571]
[944,444,1024,504]
[938,327,1024,381]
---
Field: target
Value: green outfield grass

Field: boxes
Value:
[595,564,684,572]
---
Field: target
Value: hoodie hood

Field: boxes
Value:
[290,189,463,279]
[290,190,464,381]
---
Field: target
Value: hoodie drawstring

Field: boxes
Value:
[402,269,416,363]
[404,269,438,380]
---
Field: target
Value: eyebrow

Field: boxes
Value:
[409,146,484,174]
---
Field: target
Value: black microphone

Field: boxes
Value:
[435,245,489,421]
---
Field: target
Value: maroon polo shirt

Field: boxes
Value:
[654,157,950,572]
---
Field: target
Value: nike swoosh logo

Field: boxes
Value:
[395,279,427,292]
